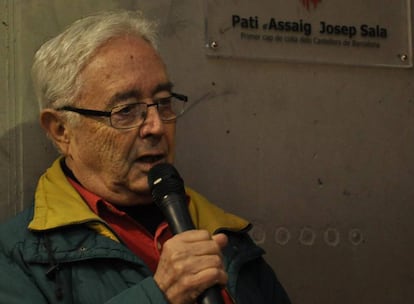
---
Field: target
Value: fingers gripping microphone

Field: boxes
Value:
[148,163,225,304]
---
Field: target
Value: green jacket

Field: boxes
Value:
[0,159,290,303]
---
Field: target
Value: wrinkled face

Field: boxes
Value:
[65,35,175,206]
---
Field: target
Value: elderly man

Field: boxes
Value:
[0,10,290,304]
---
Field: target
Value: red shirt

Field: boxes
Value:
[67,177,234,303]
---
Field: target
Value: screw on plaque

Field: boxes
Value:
[399,54,408,62]
[209,41,219,49]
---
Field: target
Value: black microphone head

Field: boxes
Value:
[148,163,186,205]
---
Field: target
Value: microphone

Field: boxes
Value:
[148,163,225,304]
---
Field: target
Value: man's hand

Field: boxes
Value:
[153,230,228,304]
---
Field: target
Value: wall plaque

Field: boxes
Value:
[205,0,412,68]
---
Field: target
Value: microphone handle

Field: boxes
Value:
[158,194,225,304]
[198,285,225,304]
[158,193,195,234]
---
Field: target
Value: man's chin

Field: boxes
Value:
[128,182,153,200]
[125,169,159,201]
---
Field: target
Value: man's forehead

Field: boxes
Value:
[96,34,157,59]
[77,35,170,108]
[108,82,174,105]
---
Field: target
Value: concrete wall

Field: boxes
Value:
[1,1,413,303]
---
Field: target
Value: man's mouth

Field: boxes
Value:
[136,154,165,164]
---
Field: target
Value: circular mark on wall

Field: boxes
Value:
[348,228,364,246]
[299,227,316,246]
[323,227,340,247]
[274,227,291,246]
[249,222,266,244]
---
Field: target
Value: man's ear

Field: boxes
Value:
[40,109,71,154]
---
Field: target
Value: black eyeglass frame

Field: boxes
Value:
[56,92,188,129]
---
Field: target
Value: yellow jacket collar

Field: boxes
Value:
[29,158,102,231]
[186,188,250,234]
[29,158,250,235]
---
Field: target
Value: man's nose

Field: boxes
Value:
[139,105,165,137]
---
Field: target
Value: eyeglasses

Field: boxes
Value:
[56,92,188,129]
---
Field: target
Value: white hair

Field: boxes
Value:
[32,9,159,121]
